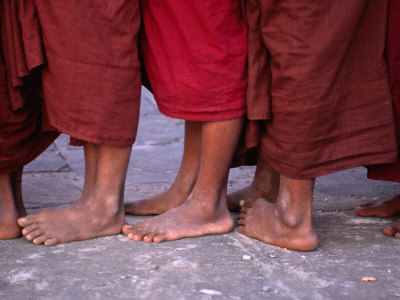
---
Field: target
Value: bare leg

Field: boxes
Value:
[10,169,26,218]
[123,117,243,242]
[227,156,280,211]
[0,173,21,239]
[80,143,100,201]
[355,194,400,218]
[18,143,131,246]
[125,121,201,215]
[238,175,319,251]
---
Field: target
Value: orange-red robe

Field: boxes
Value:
[238,0,397,179]
[367,0,400,183]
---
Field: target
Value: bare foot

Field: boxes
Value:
[125,188,189,215]
[123,196,234,243]
[17,143,131,246]
[383,221,400,239]
[238,198,318,251]
[355,194,400,218]
[125,121,201,216]
[123,118,243,242]
[228,157,280,211]
[124,170,196,215]
[18,196,124,246]
[227,183,278,211]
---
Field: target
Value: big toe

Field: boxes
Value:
[122,225,133,235]
[355,206,375,217]
[383,226,397,236]
[17,216,33,227]
[357,201,374,208]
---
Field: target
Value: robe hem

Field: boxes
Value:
[260,151,398,179]
[48,121,136,147]
[367,162,400,183]
[157,106,246,122]
[0,133,58,176]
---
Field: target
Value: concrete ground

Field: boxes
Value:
[1,89,400,299]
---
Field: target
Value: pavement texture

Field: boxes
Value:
[1,88,400,300]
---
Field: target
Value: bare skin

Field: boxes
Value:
[227,156,280,211]
[123,117,243,242]
[124,121,201,215]
[238,175,319,251]
[383,221,400,239]
[123,189,234,243]
[18,143,131,246]
[355,194,400,239]
[0,169,26,239]
[355,194,400,218]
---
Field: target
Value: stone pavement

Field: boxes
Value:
[1,88,400,299]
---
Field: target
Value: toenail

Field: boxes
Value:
[26,235,31,240]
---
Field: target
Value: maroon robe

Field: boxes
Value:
[237,0,397,179]
[0,0,57,175]
[30,1,142,146]
[367,0,400,183]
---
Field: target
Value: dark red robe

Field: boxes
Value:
[31,0,142,146]
[0,0,57,176]
[367,0,400,183]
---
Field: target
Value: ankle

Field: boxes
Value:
[187,191,230,219]
[172,173,197,194]
[274,204,311,229]
[84,193,123,217]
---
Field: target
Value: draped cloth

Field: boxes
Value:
[237,0,397,179]
[31,0,142,146]
[0,0,57,176]
[140,0,247,121]
[1,0,142,175]
[367,0,400,183]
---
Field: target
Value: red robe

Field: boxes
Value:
[367,0,400,182]
[140,0,247,121]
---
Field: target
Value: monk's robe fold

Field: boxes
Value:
[367,0,400,183]
[0,0,57,176]
[140,0,247,122]
[31,1,142,146]
[238,0,397,179]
